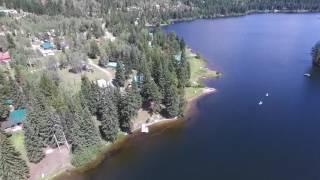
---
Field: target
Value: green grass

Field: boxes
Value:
[57,68,110,94]
[71,132,127,168]
[71,143,109,168]
[185,49,221,100]
[9,131,28,161]
[185,87,205,100]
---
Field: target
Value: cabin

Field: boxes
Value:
[0,8,18,17]
[0,109,27,133]
[0,51,11,63]
[97,79,114,88]
[39,41,56,56]
[106,62,118,68]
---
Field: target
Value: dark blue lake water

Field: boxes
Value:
[63,14,320,180]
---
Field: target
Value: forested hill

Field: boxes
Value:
[2,0,320,24]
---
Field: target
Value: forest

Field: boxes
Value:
[0,1,189,178]
[1,0,320,23]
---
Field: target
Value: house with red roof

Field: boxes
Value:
[0,51,11,63]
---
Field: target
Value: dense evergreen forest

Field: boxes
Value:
[1,0,320,179]
[1,0,320,23]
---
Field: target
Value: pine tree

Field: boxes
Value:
[164,84,180,118]
[80,76,92,110]
[119,82,142,132]
[67,98,100,152]
[177,50,190,87]
[0,102,9,121]
[0,132,30,180]
[88,40,100,59]
[178,87,186,117]
[29,93,53,147]
[6,34,15,49]
[8,77,25,108]
[45,107,64,147]
[24,108,45,163]
[39,73,58,100]
[100,88,119,142]
[115,61,126,87]
[141,71,162,113]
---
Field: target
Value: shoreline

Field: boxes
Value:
[53,48,218,180]
[149,9,319,27]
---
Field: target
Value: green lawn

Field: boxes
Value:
[58,67,112,94]
[185,49,221,100]
[10,131,28,161]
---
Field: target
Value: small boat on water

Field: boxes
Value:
[266,93,269,97]
[304,73,311,77]
[258,101,263,105]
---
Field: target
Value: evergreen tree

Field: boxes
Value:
[164,84,180,118]
[115,61,126,87]
[24,108,45,163]
[180,39,186,51]
[100,88,119,142]
[119,82,142,132]
[67,98,100,152]
[6,34,15,49]
[38,73,58,104]
[0,132,30,180]
[44,107,64,147]
[29,93,52,147]
[80,76,93,110]
[88,40,100,59]
[177,50,190,87]
[178,87,186,117]
[0,103,9,121]
[91,21,104,38]
[8,77,25,108]
[141,74,162,113]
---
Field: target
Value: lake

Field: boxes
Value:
[61,14,320,180]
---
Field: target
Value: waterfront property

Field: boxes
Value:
[59,14,320,180]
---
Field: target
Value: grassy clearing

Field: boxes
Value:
[57,68,108,94]
[185,49,221,100]
[9,131,28,161]
[185,87,205,100]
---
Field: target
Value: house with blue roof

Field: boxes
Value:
[41,41,55,50]
[0,109,27,132]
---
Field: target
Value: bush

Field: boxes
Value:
[71,144,105,167]
[195,54,201,59]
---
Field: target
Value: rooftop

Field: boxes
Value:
[41,42,55,50]
[0,51,11,62]
[0,109,27,130]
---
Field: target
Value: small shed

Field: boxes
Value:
[107,62,118,68]
[97,79,107,88]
